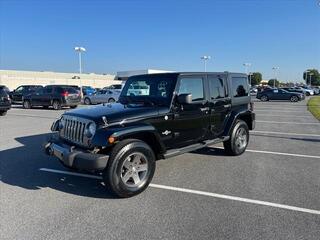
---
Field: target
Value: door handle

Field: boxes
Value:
[224,104,231,108]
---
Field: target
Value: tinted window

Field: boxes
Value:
[178,77,204,101]
[43,87,53,94]
[208,75,225,99]
[232,77,249,97]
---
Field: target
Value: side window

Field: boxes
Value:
[178,77,204,101]
[43,87,53,94]
[16,86,24,92]
[273,89,279,93]
[232,77,249,97]
[208,75,225,99]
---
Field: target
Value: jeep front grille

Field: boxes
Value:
[60,116,91,146]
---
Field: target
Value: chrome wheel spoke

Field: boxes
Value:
[137,163,148,172]
[132,173,141,185]
[123,160,132,170]
[122,171,132,183]
[132,155,141,165]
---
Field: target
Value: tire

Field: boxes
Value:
[260,95,268,102]
[23,100,31,109]
[52,100,62,110]
[70,105,77,109]
[306,92,310,96]
[223,120,249,156]
[0,111,7,116]
[103,139,156,198]
[108,98,115,103]
[290,95,298,102]
[84,98,91,105]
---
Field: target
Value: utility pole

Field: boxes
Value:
[201,56,211,72]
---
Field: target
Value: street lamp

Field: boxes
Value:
[272,67,280,88]
[243,63,252,85]
[74,46,86,74]
[201,55,211,72]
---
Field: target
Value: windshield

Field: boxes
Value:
[119,74,177,106]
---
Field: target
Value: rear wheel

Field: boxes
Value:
[260,95,268,102]
[0,111,7,116]
[23,100,31,109]
[84,97,91,105]
[108,98,115,103]
[52,100,61,110]
[103,139,156,198]
[224,120,249,156]
[290,95,298,102]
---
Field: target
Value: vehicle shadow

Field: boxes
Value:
[251,133,320,143]
[192,147,227,156]
[0,133,117,199]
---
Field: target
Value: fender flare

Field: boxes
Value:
[223,110,254,136]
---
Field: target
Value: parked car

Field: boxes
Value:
[280,88,306,99]
[0,85,11,116]
[45,72,255,197]
[257,88,303,102]
[294,87,314,96]
[104,84,123,90]
[82,86,96,96]
[312,87,319,95]
[83,89,121,105]
[10,85,43,104]
[23,85,81,110]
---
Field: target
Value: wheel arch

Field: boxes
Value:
[224,110,255,136]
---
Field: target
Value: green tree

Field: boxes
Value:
[303,69,320,86]
[249,72,262,86]
[268,79,279,87]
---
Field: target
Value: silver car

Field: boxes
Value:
[83,89,121,105]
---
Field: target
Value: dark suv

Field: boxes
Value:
[0,85,11,116]
[10,85,43,104]
[45,72,255,197]
[23,85,81,110]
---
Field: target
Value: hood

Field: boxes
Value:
[64,102,161,125]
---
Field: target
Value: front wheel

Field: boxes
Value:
[0,111,7,116]
[260,95,268,102]
[84,98,91,105]
[108,98,115,103]
[103,139,156,198]
[224,120,249,156]
[23,100,31,109]
[290,95,298,102]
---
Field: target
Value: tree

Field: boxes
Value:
[268,79,279,87]
[249,72,262,86]
[303,69,320,86]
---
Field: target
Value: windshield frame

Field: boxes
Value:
[119,74,178,107]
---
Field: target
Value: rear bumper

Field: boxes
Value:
[44,138,108,171]
[62,99,81,106]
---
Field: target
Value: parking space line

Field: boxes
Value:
[8,113,57,120]
[39,168,320,215]
[256,120,320,125]
[255,110,307,113]
[213,147,320,159]
[257,114,313,118]
[251,130,320,138]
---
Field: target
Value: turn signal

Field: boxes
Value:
[108,137,115,144]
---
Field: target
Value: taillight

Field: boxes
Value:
[61,91,69,97]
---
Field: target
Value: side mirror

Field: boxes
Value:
[177,93,192,104]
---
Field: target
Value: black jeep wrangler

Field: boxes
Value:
[45,72,255,197]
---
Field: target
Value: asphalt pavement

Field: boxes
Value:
[1,98,320,240]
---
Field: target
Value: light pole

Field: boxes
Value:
[305,70,309,85]
[272,67,279,88]
[201,55,211,72]
[74,47,86,74]
[243,63,252,85]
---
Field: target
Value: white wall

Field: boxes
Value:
[0,70,119,90]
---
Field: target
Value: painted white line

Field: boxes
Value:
[255,110,306,113]
[213,147,320,159]
[39,168,320,215]
[257,114,313,118]
[251,130,320,138]
[256,120,320,125]
[8,113,58,120]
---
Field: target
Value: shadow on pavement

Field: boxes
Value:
[0,133,116,199]
[252,133,320,143]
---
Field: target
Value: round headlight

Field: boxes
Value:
[59,118,65,129]
[85,123,96,137]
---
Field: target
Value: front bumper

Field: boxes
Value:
[45,138,109,171]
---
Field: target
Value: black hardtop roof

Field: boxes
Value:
[129,71,246,78]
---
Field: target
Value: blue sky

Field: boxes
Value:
[0,0,319,82]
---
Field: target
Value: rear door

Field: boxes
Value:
[207,74,231,138]
[41,86,53,105]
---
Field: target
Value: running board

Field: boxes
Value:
[163,136,229,159]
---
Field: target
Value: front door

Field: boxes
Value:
[207,74,231,137]
[170,75,210,148]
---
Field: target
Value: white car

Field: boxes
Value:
[83,89,121,105]
[295,87,314,96]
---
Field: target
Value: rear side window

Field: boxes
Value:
[43,87,53,94]
[232,77,249,97]
[178,77,204,101]
[208,75,225,99]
